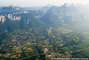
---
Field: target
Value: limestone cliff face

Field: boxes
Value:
[0,15,5,23]
[8,14,21,21]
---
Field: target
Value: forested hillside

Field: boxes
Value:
[0,3,89,60]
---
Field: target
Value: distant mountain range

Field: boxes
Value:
[0,3,89,29]
[0,3,89,49]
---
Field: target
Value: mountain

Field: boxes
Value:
[0,3,89,42]
[0,3,89,59]
[0,3,89,35]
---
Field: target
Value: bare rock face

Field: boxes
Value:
[0,15,5,23]
[8,14,21,21]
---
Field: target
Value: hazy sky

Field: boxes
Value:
[0,0,89,7]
